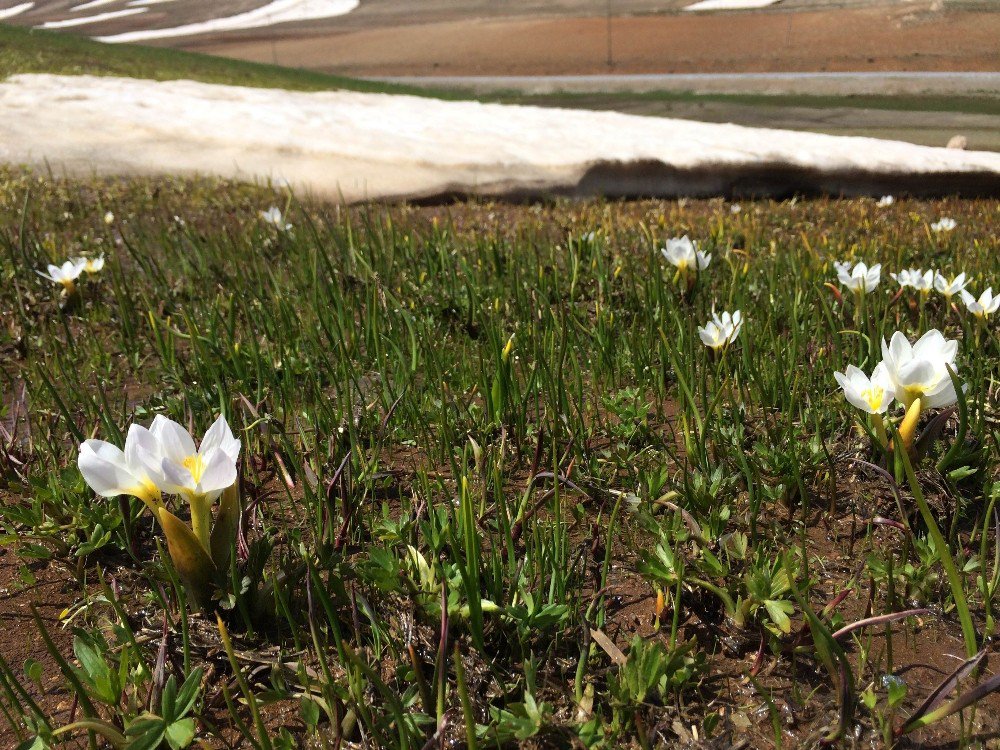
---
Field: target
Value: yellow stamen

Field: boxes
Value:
[182,454,205,483]
[861,385,884,413]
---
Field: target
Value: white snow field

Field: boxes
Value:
[683,0,781,10]
[94,0,360,43]
[1,74,998,202]
[0,2,33,20]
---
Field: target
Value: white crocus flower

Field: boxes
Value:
[78,424,163,511]
[890,268,933,292]
[661,235,711,273]
[75,255,105,274]
[260,206,292,231]
[698,309,742,350]
[960,287,1000,319]
[836,261,881,293]
[37,259,86,291]
[145,415,241,549]
[103,211,115,226]
[934,271,968,300]
[834,364,893,415]
[879,329,959,410]
[877,195,895,207]
[931,217,957,233]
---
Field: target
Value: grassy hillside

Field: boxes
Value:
[0,23,443,96]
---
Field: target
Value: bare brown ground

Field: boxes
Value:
[190,6,1000,77]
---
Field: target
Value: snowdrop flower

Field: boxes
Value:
[661,235,711,273]
[879,329,959,410]
[933,271,968,300]
[143,415,241,549]
[877,195,895,207]
[960,287,1000,319]
[890,268,933,292]
[698,309,742,350]
[836,261,881,293]
[834,363,893,415]
[931,217,957,233]
[37,259,86,291]
[78,424,163,511]
[260,206,292,231]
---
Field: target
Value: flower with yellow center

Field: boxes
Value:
[934,271,968,301]
[144,415,241,549]
[835,261,881,294]
[37,259,86,293]
[78,255,105,274]
[960,287,1000,320]
[78,424,164,512]
[834,364,893,415]
[661,236,711,275]
[698,309,743,350]
[879,329,959,411]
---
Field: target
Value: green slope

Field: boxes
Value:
[0,23,446,96]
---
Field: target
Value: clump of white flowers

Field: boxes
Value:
[891,268,933,293]
[835,330,960,453]
[877,195,895,207]
[79,414,242,609]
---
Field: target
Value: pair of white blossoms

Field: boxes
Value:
[38,256,105,288]
[661,236,742,350]
[78,415,241,512]
[835,329,959,416]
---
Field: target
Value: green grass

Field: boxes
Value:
[0,23,448,97]
[1,168,1000,747]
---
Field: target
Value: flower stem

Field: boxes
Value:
[897,443,977,658]
[189,493,213,551]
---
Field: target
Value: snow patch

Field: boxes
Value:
[0,74,998,202]
[40,7,146,28]
[683,0,781,10]
[96,0,360,43]
[0,2,33,20]
[71,0,120,11]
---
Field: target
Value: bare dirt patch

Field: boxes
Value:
[192,6,1000,77]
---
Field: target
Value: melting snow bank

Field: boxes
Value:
[684,0,780,10]
[1,74,999,202]
[95,0,359,42]
[0,3,33,20]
